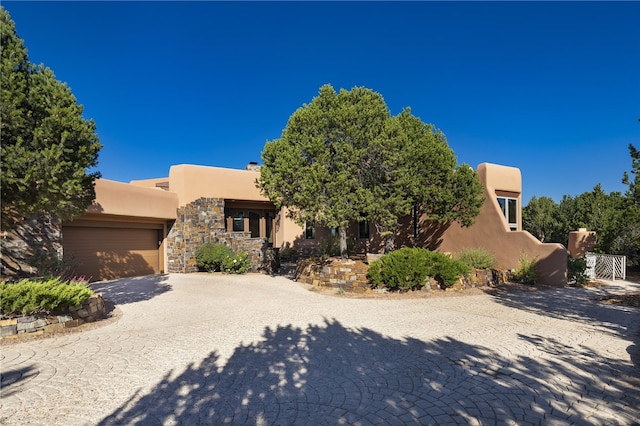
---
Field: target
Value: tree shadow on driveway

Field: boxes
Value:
[90,274,172,305]
[99,319,640,425]
[486,284,640,370]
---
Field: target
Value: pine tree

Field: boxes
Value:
[1,7,102,229]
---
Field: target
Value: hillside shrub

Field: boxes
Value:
[368,248,470,291]
[195,242,252,274]
[456,248,496,270]
[221,252,252,274]
[568,256,589,286]
[513,253,538,284]
[0,277,93,317]
[195,242,235,272]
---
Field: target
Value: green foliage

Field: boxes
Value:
[367,247,470,291]
[522,196,561,243]
[0,277,93,317]
[1,8,102,229]
[567,256,589,287]
[221,252,251,274]
[259,84,484,257]
[456,248,496,270]
[195,243,235,272]
[195,242,251,274]
[279,246,298,262]
[513,253,538,284]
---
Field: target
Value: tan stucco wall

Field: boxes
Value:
[168,164,267,207]
[129,177,169,188]
[438,163,566,286]
[568,229,596,258]
[87,179,178,219]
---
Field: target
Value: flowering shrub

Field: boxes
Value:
[195,242,252,274]
[221,252,251,274]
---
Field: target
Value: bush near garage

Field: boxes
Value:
[368,247,470,291]
[195,242,251,274]
[0,277,93,317]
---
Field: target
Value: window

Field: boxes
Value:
[358,220,370,239]
[497,196,518,231]
[330,227,339,237]
[232,211,245,232]
[305,221,315,239]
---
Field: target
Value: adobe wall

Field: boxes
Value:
[87,179,178,219]
[436,163,567,286]
[168,165,266,207]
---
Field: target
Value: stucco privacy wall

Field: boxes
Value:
[438,163,567,286]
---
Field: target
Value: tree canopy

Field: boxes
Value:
[523,144,640,269]
[1,7,102,229]
[258,84,484,257]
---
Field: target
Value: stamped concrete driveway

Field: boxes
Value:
[1,273,639,425]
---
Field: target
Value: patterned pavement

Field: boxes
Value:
[1,273,639,425]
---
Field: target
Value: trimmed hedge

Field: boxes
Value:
[0,277,93,317]
[368,247,470,291]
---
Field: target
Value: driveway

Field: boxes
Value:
[1,273,639,425]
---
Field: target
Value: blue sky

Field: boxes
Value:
[4,1,639,204]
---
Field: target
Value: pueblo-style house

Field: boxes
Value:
[1,162,567,286]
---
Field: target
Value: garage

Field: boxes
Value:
[63,220,165,282]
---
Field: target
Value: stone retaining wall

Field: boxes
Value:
[295,258,512,293]
[295,258,370,293]
[0,293,105,340]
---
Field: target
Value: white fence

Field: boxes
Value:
[585,253,626,281]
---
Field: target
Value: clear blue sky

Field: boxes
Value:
[4,1,639,204]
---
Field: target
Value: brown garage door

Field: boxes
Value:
[63,225,161,281]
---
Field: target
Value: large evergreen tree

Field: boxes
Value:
[258,84,484,257]
[1,7,102,229]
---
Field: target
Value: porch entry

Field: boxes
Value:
[225,200,277,245]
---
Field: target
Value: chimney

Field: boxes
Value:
[245,161,261,171]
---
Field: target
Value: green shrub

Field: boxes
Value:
[368,248,470,291]
[279,246,298,262]
[456,248,496,270]
[568,256,589,286]
[431,254,471,288]
[0,277,93,317]
[513,253,538,284]
[221,252,252,274]
[195,242,235,272]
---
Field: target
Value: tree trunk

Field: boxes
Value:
[339,226,348,259]
[384,234,395,254]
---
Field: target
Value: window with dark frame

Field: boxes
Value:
[305,221,315,239]
[358,220,370,239]
[232,211,244,232]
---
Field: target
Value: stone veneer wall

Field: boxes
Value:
[166,197,267,273]
[295,258,370,293]
[1,214,62,281]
